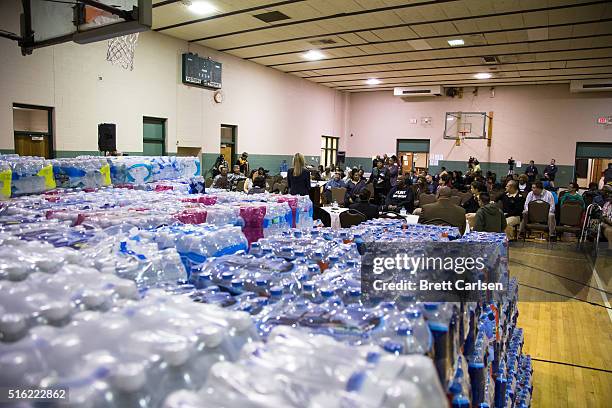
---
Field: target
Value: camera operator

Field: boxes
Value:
[508,157,515,175]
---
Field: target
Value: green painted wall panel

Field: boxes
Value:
[347,157,575,186]
[345,156,373,170]
[575,142,612,158]
[0,149,16,155]
[397,140,430,153]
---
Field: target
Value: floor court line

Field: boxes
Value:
[531,357,612,374]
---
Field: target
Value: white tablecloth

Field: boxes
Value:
[311,181,327,188]
[321,206,349,229]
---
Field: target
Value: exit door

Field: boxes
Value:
[13,104,54,158]
[220,124,237,168]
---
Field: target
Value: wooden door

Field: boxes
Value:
[399,152,413,174]
[220,145,233,168]
[14,134,50,158]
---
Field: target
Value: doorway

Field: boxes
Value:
[143,117,166,156]
[220,124,237,168]
[575,142,612,188]
[396,139,430,174]
[13,103,54,158]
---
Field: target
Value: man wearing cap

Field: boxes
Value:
[238,152,249,175]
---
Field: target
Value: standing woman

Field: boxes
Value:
[287,153,311,196]
[387,156,399,188]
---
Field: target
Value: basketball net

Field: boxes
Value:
[92,16,139,71]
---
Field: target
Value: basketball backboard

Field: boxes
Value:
[443,112,487,139]
[20,0,151,55]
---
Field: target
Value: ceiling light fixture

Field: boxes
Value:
[366,78,381,85]
[474,73,492,79]
[302,50,325,61]
[447,39,464,46]
[186,1,217,15]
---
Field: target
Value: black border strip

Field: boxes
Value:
[518,282,611,310]
[333,73,612,90]
[245,18,612,60]
[284,45,612,73]
[315,64,612,85]
[510,260,612,296]
[188,0,459,42]
[155,0,306,32]
[531,357,612,374]
[301,56,612,79]
[216,0,609,51]
[270,34,612,67]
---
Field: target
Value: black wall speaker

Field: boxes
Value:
[98,123,116,152]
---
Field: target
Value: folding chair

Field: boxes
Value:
[339,210,366,228]
[418,193,437,207]
[524,200,551,242]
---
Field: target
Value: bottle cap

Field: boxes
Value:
[161,342,190,367]
[227,311,252,331]
[114,280,139,299]
[231,279,244,288]
[112,362,146,392]
[221,272,234,281]
[0,313,27,336]
[320,288,334,298]
[198,326,224,348]
[270,286,283,296]
[396,326,413,336]
[302,282,314,291]
[307,264,319,273]
[383,341,403,354]
[349,288,361,297]
[405,309,422,319]
[41,301,71,321]
[82,290,105,309]
[255,278,269,287]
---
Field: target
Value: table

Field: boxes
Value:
[320,206,349,229]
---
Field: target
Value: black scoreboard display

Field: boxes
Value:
[182,53,222,89]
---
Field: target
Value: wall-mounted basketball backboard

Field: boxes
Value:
[443,112,487,139]
[18,0,151,55]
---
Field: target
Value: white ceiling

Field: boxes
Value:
[152,0,612,91]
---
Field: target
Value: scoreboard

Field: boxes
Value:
[182,53,222,89]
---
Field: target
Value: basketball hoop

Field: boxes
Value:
[91,15,139,71]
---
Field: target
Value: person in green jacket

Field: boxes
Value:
[474,192,507,233]
[559,182,585,209]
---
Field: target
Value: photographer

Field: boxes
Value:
[508,157,515,175]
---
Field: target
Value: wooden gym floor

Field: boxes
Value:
[510,243,612,408]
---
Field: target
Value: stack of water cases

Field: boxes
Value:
[0,158,531,408]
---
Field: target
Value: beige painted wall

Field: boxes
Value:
[0,0,346,156]
[346,85,612,165]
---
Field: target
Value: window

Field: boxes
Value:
[143,117,166,156]
[320,136,338,167]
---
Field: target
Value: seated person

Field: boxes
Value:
[243,170,257,193]
[227,165,245,190]
[519,181,557,241]
[559,182,585,209]
[463,181,486,229]
[248,175,268,195]
[345,171,367,206]
[212,166,230,189]
[349,190,379,220]
[424,174,437,194]
[498,180,525,240]
[602,186,612,249]
[384,176,414,214]
[582,182,605,207]
[418,186,467,235]
[517,174,531,197]
[474,192,507,233]
[324,171,347,203]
